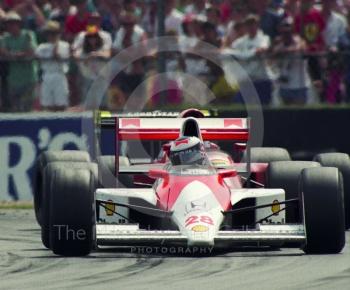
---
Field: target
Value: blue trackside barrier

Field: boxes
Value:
[0,112,94,201]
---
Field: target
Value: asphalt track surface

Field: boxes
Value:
[1,210,350,290]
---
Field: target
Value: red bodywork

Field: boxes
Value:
[154,174,237,212]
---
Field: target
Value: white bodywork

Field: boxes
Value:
[96,185,288,247]
[171,181,224,246]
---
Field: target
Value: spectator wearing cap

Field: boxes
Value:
[272,17,311,105]
[72,12,112,57]
[71,11,112,104]
[230,14,273,105]
[0,11,38,112]
[36,21,70,111]
[74,24,111,104]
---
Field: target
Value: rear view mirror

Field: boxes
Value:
[162,144,171,156]
[233,143,247,163]
[149,169,169,179]
[234,143,246,152]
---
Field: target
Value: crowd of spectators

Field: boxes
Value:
[1,0,350,111]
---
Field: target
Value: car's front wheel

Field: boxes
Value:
[41,161,97,249]
[300,167,345,254]
[34,151,91,226]
[49,166,97,256]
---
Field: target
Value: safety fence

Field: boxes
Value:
[0,112,93,201]
[0,50,349,112]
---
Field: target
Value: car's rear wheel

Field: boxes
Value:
[300,167,345,254]
[96,155,133,188]
[41,161,97,249]
[314,153,350,229]
[34,151,90,226]
[49,167,97,256]
[267,161,320,223]
[249,147,291,163]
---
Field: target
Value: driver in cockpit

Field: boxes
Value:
[169,136,208,166]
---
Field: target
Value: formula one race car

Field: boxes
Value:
[34,109,347,256]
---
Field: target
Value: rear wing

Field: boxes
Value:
[99,117,249,142]
[97,110,214,119]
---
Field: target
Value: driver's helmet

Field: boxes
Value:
[169,136,207,165]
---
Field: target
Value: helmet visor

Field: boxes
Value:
[170,143,207,165]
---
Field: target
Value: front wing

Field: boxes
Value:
[96,224,305,247]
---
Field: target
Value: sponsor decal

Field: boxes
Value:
[224,119,243,128]
[304,23,320,42]
[105,200,115,216]
[191,225,209,232]
[271,199,280,215]
[121,118,141,128]
[120,111,179,117]
[185,215,214,227]
[175,139,189,146]
[180,168,211,175]
[211,159,230,167]
[185,200,208,214]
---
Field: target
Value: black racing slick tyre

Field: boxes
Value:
[34,151,90,226]
[314,153,350,229]
[41,161,97,249]
[300,167,345,254]
[49,167,97,256]
[267,161,320,223]
[250,147,291,163]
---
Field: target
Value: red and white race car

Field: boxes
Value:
[34,110,346,256]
